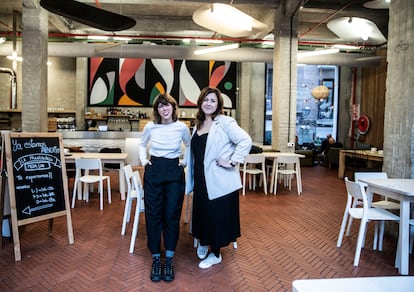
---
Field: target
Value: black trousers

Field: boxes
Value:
[143,156,185,254]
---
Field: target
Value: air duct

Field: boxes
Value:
[0,67,17,109]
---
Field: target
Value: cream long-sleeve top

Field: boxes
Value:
[139,120,191,166]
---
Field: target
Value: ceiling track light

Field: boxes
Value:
[194,43,240,55]
[297,48,340,58]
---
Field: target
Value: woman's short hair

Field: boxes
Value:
[152,93,178,124]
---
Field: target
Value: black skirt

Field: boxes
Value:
[191,133,241,250]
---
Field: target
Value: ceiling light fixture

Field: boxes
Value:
[194,43,240,55]
[363,0,391,9]
[297,48,340,58]
[182,38,224,44]
[192,3,268,37]
[327,17,386,44]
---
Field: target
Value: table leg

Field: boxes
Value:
[269,159,277,194]
[395,199,409,275]
[338,151,346,179]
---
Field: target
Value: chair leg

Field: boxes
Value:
[71,179,79,208]
[121,195,133,235]
[373,221,379,250]
[107,177,112,204]
[354,219,368,266]
[129,199,141,254]
[242,171,247,196]
[336,211,349,247]
[378,221,385,251]
[185,194,191,223]
[99,180,104,211]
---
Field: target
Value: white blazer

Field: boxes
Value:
[185,115,252,200]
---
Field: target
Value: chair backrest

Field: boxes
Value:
[243,154,265,171]
[276,155,300,165]
[123,164,134,193]
[354,172,387,188]
[344,177,368,209]
[244,154,265,164]
[125,138,141,166]
[75,158,103,176]
[131,171,145,211]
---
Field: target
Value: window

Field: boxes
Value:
[264,64,339,146]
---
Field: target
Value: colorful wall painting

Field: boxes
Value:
[88,58,237,108]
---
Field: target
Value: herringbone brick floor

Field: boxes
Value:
[0,166,412,291]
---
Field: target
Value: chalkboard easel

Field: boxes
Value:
[1,132,74,261]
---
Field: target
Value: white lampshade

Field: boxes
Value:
[327,17,386,44]
[192,3,268,38]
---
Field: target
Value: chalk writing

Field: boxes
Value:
[10,137,66,220]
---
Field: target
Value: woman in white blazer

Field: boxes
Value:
[185,86,252,269]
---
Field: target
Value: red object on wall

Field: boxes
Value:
[358,115,370,134]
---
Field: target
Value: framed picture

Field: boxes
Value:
[87,58,237,108]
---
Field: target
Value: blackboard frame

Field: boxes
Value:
[2,132,74,261]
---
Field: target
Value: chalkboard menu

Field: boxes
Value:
[10,137,66,220]
[1,132,74,262]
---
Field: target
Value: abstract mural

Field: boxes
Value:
[88,58,237,108]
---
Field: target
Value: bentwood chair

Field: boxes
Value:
[122,165,145,253]
[241,154,267,196]
[337,177,400,266]
[71,158,111,211]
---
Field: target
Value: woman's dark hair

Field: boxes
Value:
[195,86,224,129]
[152,93,178,124]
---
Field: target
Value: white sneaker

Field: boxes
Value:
[197,244,208,260]
[198,253,222,269]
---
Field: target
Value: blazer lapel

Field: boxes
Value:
[205,118,219,156]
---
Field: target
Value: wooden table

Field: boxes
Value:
[359,178,414,275]
[64,152,128,200]
[292,276,414,292]
[263,152,305,194]
[338,150,383,179]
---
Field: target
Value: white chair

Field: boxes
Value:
[272,155,302,195]
[241,154,267,195]
[124,138,141,167]
[354,172,400,210]
[71,158,111,211]
[337,177,400,266]
[348,172,400,250]
[124,169,144,254]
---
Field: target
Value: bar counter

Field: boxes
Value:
[61,130,142,152]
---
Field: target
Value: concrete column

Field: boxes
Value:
[239,62,265,143]
[21,1,48,132]
[76,58,87,130]
[383,0,414,178]
[272,3,298,151]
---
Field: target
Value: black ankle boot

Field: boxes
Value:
[163,256,174,282]
[150,256,162,282]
